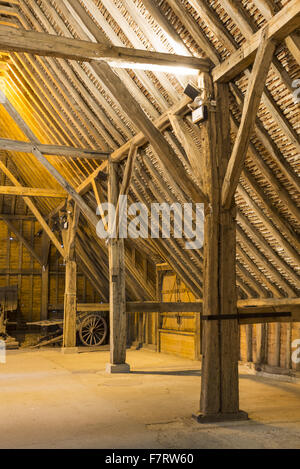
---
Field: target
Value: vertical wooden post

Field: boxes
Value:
[286,323,292,370]
[41,266,49,320]
[194,75,247,422]
[256,323,267,366]
[106,160,130,373]
[62,203,79,353]
[246,325,253,363]
[41,231,50,321]
[63,259,77,349]
[155,268,162,352]
[274,323,281,367]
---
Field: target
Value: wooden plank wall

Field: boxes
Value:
[156,270,300,372]
[0,219,100,322]
[158,271,197,360]
[125,245,156,346]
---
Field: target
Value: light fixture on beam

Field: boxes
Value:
[183,80,217,123]
[183,81,209,124]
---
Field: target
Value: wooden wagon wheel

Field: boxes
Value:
[79,313,108,346]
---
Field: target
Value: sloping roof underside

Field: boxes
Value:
[0,0,299,301]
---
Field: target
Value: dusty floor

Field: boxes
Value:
[0,348,300,449]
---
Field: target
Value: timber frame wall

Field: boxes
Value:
[0,0,299,420]
[0,214,156,322]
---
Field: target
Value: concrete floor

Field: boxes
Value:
[1,348,300,449]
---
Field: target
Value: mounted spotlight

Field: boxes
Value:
[183,81,208,124]
[183,82,201,101]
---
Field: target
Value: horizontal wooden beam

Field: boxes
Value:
[46,299,300,324]
[77,301,203,313]
[0,137,110,160]
[212,0,300,82]
[0,185,67,198]
[238,307,300,325]
[238,298,300,308]
[0,214,36,220]
[77,297,300,313]
[0,25,210,72]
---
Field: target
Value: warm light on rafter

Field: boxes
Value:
[0,77,6,94]
[0,77,7,98]
[109,61,200,75]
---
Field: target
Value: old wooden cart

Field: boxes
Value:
[30,305,109,348]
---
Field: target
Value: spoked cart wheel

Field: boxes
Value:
[79,313,108,346]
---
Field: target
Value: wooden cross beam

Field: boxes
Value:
[0,25,210,73]
[212,0,300,82]
[221,32,275,208]
[168,114,204,191]
[68,204,80,261]
[92,62,207,203]
[0,185,67,198]
[108,144,137,240]
[0,91,97,225]
[0,137,110,160]
[251,0,300,64]
[0,160,65,257]
[75,298,300,324]
[110,96,192,163]
[29,146,100,232]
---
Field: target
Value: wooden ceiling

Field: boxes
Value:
[0,0,299,302]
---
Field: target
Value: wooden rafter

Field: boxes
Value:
[91,61,207,204]
[237,184,300,267]
[0,0,297,318]
[229,82,300,192]
[111,96,191,162]
[168,114,204,190]
[212,0,300,82]
[221,31,275,208]
[252,0,300,64]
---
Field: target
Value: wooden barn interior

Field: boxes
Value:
[0,0,299,449]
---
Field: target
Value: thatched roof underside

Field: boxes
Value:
[0,0,299,302]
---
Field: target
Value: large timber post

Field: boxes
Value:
[106,160,130,373]
[62,203,80,353]
[63,259,77,349]
[41,230,50,321]
[194,74,247,422]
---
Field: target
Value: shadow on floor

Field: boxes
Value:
[131,369,201,376]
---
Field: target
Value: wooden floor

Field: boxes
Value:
[1,348,300,449]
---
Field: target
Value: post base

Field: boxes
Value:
[192,410,248,424]
[105,363,130,374]
[61,347,78,354]
[130,341,143,350]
